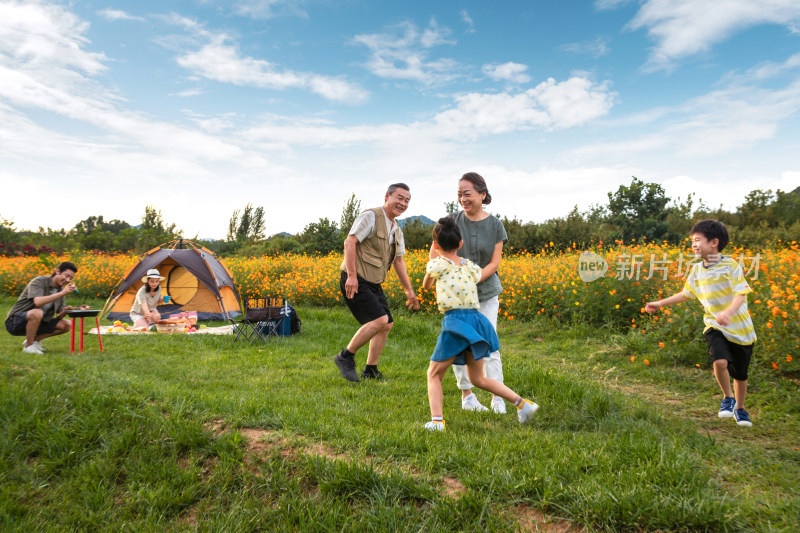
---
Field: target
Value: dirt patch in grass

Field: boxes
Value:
[304,441,349,462]
[510,504,584,532]
[698,426,726,437]
[237,426,461,495]
[204,418,227,433]
[206,419,580,530]
[440,476,467,498]
[179,503,200,528]
[239,427,284,454]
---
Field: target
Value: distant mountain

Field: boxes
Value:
[398,215,435,228]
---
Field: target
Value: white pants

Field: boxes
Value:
[453,296,503,389]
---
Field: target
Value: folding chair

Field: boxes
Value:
[233,297,289,343]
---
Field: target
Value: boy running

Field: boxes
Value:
[645,220,756,426]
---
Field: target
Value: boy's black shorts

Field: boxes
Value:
[704,328,753,381]
[5,313,60,337]
[340,271,393,326]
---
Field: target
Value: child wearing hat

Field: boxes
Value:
[131,269,165,329]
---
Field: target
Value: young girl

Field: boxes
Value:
[421,217,539,431]
[130,268,165,329]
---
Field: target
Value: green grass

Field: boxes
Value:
[1,296,798,532]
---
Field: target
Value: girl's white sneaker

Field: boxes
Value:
[517,400,539,423]
[423,421,445,431]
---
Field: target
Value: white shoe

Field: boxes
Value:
[517,399,540,423]
[22,344,44,355]
[491,396,507,414]
[423,421,445,431]
[461,393,489,412]
[22,340,45,352]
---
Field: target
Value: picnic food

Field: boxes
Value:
[155,317,197,333]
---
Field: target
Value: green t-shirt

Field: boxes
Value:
[453,210,508,302]
[6,276,65,321]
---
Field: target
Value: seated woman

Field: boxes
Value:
[131,269,165,329]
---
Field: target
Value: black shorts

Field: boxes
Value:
[340,271,393,326]
[5,313,60,337]
[704,329,753,381]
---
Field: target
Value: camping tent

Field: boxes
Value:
[102,239,242,322]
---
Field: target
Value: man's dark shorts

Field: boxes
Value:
[340,271,393,326]
[704,328,753,381]
[5,313,60,337]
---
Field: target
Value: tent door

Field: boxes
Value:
[166,266,199,305]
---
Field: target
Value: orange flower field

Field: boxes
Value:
[1,243,797,374]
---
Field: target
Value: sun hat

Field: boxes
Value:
[141,268,166,283]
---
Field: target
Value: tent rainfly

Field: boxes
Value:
[102,240,242,322]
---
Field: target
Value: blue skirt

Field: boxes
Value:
[431,309,500,365]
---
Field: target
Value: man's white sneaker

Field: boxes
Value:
[22,340,45,352]
[423,421,445,431]
[22,344,44,355]
[517,399,540,423]
[461,393,489,412]
[491,396,507,414]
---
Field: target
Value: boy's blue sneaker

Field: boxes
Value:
[718,397,735,418]
[733,407,753,427]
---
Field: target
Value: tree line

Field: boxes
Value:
[1,179,798,258]
[0,206,180,256]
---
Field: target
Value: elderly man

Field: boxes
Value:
[334,183,420,381]
[5,261,79,354]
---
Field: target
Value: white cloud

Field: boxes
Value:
[420,17,454,48]
[353,20,461,85]
[0,1,107,78]
[171,88,204,98]
[673,82,800,156]
[183,110,239,134]
[624,0,800,70]
[574,76,800,159]
[743,52,800,81]
[594,0,634,10]
[482,62,531,84]
[433,77,616,137]
[460,9,475,33]
[233,0,305,20]
[558,37,610,58]
[176,40,369,104]
[240,76,616,148]
[97,8,145,22]
[0,3,255,165]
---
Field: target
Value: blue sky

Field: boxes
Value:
[1,0,799,239]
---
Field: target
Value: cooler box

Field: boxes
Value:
[257,308,292,337]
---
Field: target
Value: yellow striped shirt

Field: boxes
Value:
[682,257,756,345]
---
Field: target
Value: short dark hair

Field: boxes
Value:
[690,219,729,252]
[460,172,491,205]
[432,216,461,251]
[56,261,78,274]
[386,183,410,196]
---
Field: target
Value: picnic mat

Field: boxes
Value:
[89,325,235,335]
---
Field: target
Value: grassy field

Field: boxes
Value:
[1,296,798,532]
